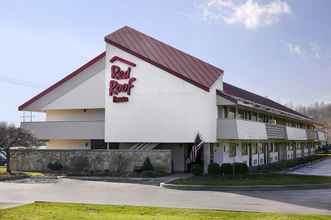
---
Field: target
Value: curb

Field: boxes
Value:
[160,182,331,191]
[0,175,29,182]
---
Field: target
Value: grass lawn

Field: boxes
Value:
[0,202,330,220]
[0,166,43,178]
[171,174,331,186]
[0,166,7,176]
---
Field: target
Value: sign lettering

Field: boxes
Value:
[109,57,137,103]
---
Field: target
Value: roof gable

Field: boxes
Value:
[19,26,225,111]
[105,26,223,91]
[18,52,105,111]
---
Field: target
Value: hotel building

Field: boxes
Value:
[19,26,328,172]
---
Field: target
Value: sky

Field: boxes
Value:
[0,0,331,124]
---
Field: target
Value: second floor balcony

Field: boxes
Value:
[21,120,105,140]
[217,119,268,140]
[286,127,307,141]
[217,119,316,141]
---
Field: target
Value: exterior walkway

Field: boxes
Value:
[288,157,331,176]
[0,177,330,215]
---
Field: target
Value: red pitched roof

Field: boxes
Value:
[105,26,223,91]
[221,82,312,120]
[19,26,224,111]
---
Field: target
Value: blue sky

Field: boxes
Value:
[0,0,331,124]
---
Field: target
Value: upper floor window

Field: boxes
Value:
[222,106,236,119]
[258,113,271,123]
[238,109,252,120]
[251,112,258,121]
[268,143,274,152]
[275,143,280,152]
[258,144,263,154]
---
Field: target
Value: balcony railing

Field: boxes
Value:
[21,121,105,140]
[286,127,307,140]
[306,129,318,140]
[217,119,267,140]
[218,119,313,141]
[266,124,287,140]
[317,131,327,141]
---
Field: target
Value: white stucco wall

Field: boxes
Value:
[24,57,105,111]
[105,44,219,143]
[46,109,104,121]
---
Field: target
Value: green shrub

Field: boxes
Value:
[47,161,63,171]
[220,163,233,175]
[141,170,165,178]
[141,157,154,171]
[251,154,326,173]
[192,164,204,176]
[234,163,249,175]
[208,163,221,176]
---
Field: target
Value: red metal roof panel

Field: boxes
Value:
[105,26,223,91]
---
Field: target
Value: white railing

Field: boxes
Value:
[217,119,267,140]
[21,121,105,140]
[286,127,307,140]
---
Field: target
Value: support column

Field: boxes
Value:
[203,143,210,175]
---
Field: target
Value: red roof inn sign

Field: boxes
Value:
[109,56,137,103]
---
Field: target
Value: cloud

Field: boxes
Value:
[287,42,324,59]
[198,0,291,30]
[309,42,321,59]
[288,43,304,56]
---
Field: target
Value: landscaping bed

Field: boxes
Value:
[0,202,330,220]
[0,166,44,181]
[168,154,331,189]
[252,154,329,172]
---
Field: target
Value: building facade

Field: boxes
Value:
[19,26,328,172]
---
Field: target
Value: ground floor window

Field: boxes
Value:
[241,143,248,156]
[268,143,274,152]
[275,143,280,153]
[229,143,237,157]
[288,144,293,151]
[258,144,263,154]
[251,143,258,154]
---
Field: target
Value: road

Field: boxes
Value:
[0,177,330,215]
[288,157,331,176]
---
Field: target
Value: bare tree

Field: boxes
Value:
[0,122,40,173]
[293,102,331,141]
